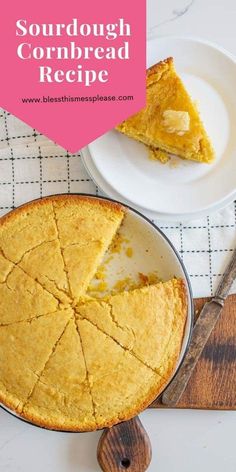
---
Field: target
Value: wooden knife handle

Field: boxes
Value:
[97,417,152,472]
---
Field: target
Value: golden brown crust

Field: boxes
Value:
[0,391,23,417]
[0,383,96,432]
[0,194,125,229]
[94,375,169,430]
[147,57,174,84]
[19,376,167,431]
[155,279,187,379]
[178,279,188,323]
[19,410,97,432]
[0,196,53,229]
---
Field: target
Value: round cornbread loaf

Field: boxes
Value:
[0,195,187,431]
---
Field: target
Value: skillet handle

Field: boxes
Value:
[97,417,152,472]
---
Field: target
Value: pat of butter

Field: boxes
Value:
[162,110,190,135]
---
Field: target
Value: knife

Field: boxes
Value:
[162,247,236,407]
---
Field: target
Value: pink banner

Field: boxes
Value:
[0,0,146,152]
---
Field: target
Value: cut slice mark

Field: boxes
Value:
[0,256,15,285]
[0,254,61,307]
[7,266,61,307]
[52,203,73,299]
[39,273,68,298]
[0,249,14,283]
[78,298,134,338]
[0,221,54,252]
[72,313,98,427]
[23,319,94,426]
[1,237,57,267]
[35,272,71,304]
[19,271,66,307]
[1,232,71,304]
[21,317,73,415]
[35,320,89,401]
[17,238,56,266]
[60,240,103,250]
[0,309,64,328]
[75,310,166,381]
[106,301,136,338]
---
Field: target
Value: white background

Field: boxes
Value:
[1,1,236,471]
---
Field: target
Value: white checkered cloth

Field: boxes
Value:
[0,109,235,298]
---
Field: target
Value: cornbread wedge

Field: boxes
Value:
[0,308,73,413]
[23,319,96,431]
[0,200,57,263]
[19,240,70,305]
[53,196,124,300]
[63,240,109,300]
[117,57,214,163]
[0,266,58,325]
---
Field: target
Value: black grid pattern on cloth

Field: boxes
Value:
[0,109,235,298]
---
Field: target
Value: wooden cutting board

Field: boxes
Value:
[97,296,236,471]
[151,294,236,410]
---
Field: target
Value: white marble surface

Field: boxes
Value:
[1,1,236,471]
[147,0,236,55]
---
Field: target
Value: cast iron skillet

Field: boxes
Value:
[0,194,194,471]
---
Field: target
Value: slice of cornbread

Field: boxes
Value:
[22,319,96,431]
[53,196,124,249]
[53,196,124,300]
[19,240,70,305]
[76,318,165,429]
[63,240,109,300]
[0,200,57,263]
[117,57,214,163]
[76,279,187,378]
[0,308,72,413]
[0,266,58,325]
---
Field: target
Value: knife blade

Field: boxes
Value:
[162,247,236,407]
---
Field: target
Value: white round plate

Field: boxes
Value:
[81,146,235,222]
[87,36,236,218]
[81,147,164,220]
[0,195,193,429]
